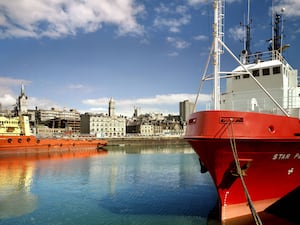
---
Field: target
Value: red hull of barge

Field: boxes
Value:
[185,110,300,224]
[0,135,107,154]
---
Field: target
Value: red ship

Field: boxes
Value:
[184,1,300,225]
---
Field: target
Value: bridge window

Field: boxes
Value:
[273,66,281,75]
[263,68,270,76]
[253,69,259,77]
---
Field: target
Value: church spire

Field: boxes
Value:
[18,83,28,115]
[21,83,25,96]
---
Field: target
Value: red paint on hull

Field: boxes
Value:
[185,110,300,224]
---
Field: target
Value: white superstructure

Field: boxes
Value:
[220,50,300,117]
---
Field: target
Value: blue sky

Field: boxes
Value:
[0,0,299,117]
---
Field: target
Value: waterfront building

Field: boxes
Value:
[127,110,184,136]
[34,108,81,136]
[80,99,126,137]
[81,113,126,137]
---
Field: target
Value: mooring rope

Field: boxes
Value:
[227,119,263,225]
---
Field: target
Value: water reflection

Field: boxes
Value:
[0,149,107,219]
[0,156,37,219]
[92,146,217,217]
[105,143,195,154]
[0,146,217,225]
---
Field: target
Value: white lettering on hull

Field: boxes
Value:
[272,153,300,160]
[294,153,300,159]
[272,153,291,160]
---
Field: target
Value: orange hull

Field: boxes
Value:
[0,135,107,154]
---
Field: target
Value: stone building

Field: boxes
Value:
[80,98,126,137]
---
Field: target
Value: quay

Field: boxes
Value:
[105,136,188,147]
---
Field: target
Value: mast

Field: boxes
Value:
[213,0,224,110]
[245,0,251,55]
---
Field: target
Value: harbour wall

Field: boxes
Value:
[105,136,189,147]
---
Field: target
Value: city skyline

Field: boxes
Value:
[0,0,300,116]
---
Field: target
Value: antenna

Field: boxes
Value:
[240,0,251,64]
[280,7,285,52]
[246,0,251,55]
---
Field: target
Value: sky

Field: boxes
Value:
[0,0,300,117]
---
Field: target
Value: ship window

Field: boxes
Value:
[262,68,270,76]
[273,66,281,74]
[234,76,241,80]
[253,69,259,77]
[243,74,250,78]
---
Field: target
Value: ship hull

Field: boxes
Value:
[185,110,300,224]
[0,135,107,154]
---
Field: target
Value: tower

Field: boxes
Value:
[179,100,194,122]
[18,83,28,115]
[108,98,115,117]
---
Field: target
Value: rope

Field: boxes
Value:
[227,119,263,225]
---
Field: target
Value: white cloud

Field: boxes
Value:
[0,77,31,109]
[168,52,179,57]
[67,84,85,89]
[0,76,62,111]
[228,26,244,41]
[0,0,145,39]
[166,37,190,49]
[0,94,16,109]
[82,93,210,116]
[153,3,191,33]
[187,0,209,5]
[273,0,300,17]
[193,34,208,41]
[28,97,60,111]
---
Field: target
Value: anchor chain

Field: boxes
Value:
[227,119,263,225]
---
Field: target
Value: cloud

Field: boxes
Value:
[0,0,145,39]
[193,34,208,41]
[166,37,190,49]
[0,77,31,109]
[187,0,209,6]
[273,1,300,17]
[0,94,16,109]
[67,84,85,89]
[0,76,61,111]
[82,93,210,116]
[167,52,179,57]
[153,3,191,33]
[228,26,244,41]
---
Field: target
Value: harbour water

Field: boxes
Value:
[0,145,217,225]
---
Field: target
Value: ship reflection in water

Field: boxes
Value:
[0,145,218,225]
[0,156,37,219]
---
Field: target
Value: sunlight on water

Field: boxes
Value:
[0,146,217,225]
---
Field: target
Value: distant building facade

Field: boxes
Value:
[33,108,81,136]
[6,84,188,137]
[81,113,126,137]
[80,99,126,137]
[127,112,184,136]
[179,100,195,122]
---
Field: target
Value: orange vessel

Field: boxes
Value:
[0,114,107,154]
[0,135,107,153]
